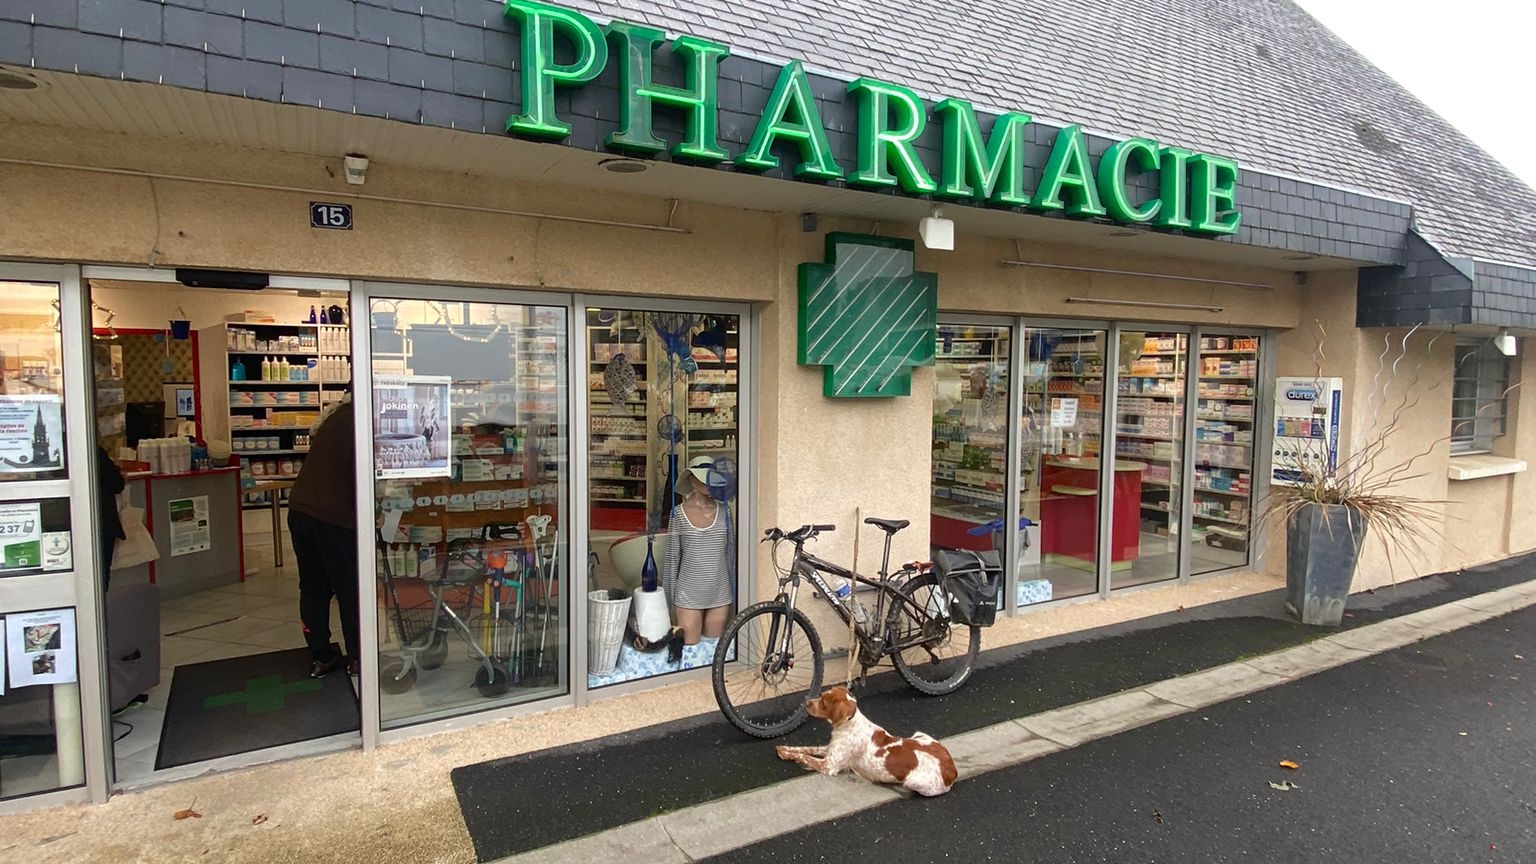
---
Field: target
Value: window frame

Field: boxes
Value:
[1451,337,1511,455]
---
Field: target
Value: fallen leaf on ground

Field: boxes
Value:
[252,815,268,826]
[1279,760,1301,770]
[1268,781,1300,791]
[1152,809,1163,824]
[173,808,201,820]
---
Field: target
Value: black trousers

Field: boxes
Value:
[288,509,361,662]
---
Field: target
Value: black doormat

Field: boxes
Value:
[450,551,1536,861]
[155,646,359,770]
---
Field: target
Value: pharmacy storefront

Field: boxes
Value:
[1,0,1531,811]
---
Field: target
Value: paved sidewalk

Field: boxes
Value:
[497,579,1536,863]
[1,557,1531,864]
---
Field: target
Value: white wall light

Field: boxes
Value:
[1495,328,1518,356]
[343,153,369,185]
[919,206,954,251]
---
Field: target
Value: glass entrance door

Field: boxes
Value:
[0,264,101,803]
[1111,329,1189,588]
[362,290,570,729]
[1017,325,1108,605]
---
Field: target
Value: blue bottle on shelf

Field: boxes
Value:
[230,359,246,381]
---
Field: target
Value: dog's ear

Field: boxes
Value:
[828,688,857,726]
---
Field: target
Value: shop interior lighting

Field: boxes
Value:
[919,205,955,250]
[1065,296,1224,313]
[1496,328,1518,356]
[1001,258,1272,290]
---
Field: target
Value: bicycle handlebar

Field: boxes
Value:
[762,524,836,544]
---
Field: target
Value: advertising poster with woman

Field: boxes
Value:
[373,374,452,479]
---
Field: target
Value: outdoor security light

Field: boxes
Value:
[919,206,954,251]
[344,153,369,185]
[1495,328,1518,356]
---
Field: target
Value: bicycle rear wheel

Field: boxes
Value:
[888,570,980,695]
[712,601,824,738]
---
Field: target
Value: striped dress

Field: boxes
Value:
[663,502,734,609]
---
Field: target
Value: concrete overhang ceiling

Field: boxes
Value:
[0,68,1356,273]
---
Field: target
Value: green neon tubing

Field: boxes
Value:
[1097,137,1163,222]
[934,99,1031,206]
[736,61,843,180]
[847,78,936,194]
[606,22,730,162]
[504,0,608,140]
[1030,124,1106,217]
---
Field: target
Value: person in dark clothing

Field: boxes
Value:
[97,444,126,592]
[287,399,360,678]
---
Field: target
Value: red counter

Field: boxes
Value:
[1039,458,1146,565]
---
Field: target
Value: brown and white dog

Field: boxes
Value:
[775,686,958,797]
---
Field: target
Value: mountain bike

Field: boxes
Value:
[710,518,981,738]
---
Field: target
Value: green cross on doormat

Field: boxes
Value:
[203,674,323,714]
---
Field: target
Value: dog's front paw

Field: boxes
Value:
[774,745,794,761]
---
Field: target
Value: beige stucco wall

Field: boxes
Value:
[7,116,1530,624]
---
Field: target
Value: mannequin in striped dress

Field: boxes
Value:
[664,457,734,644]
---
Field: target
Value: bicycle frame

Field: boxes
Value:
[766,528,947,672]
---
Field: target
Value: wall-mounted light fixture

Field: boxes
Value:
[343,153,369,185]
[919,205,954,251]
[599,157,649,174]
[1495,328,1518,356]
[1065,297,1224,314]
[1001,259,1271,290]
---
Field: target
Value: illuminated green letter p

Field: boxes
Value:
[504,0,608,139]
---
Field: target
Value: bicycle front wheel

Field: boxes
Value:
[712,601,824,738]
[888,570,980,695]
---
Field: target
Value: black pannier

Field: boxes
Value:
[933,549,1003,627]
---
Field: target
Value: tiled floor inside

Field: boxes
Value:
[110,515,349,784]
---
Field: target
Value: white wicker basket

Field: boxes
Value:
[587,590,631,675]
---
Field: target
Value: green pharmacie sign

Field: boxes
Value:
[501,0,1241,236]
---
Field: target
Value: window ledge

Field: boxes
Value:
[1447,455,1527,481]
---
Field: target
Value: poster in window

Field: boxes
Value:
[5,607,77,687]
[373,375,453,479]
[0,394,65,476]
[168,495,211,556]
[1049,397,1079,428]
[0,501,43,574]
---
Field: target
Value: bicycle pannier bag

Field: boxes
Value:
[934,549,1002,627]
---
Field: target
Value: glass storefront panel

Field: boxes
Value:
[930,323,1010,577]
[0,632,84,800]
[369,298,569,727]
[586,308,741,688]
[1018,326,1106,604]
[1112,331,1188,588]
[1191,334,1260,574]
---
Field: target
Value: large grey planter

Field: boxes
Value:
[1285,503,1367,627]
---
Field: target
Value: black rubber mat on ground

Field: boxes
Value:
[451,553,1536,861]
[156,645,358,770]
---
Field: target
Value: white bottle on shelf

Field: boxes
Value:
[260,356,272,381]
[342,358,351,383]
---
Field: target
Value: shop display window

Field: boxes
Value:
[1016,327,1110,603]
[1191,334,1260,574]
[369,298,568,727]
[1112,331,1188,587]
[930,323,1012,588]
[585,308,740,688]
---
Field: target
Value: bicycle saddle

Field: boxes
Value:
[864,517,910,533]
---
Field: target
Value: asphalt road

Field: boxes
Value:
[711,604,1536,863]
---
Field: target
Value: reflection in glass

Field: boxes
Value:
[1113,331,1187,587]
[930,324,1011,584]
[586,309,741,688]
[1191,334,1260,574]
[1019,327,1105,603]
[0,281,68,482]
[370,299,568,727]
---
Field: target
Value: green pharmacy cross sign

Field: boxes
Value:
[799,234,937,398]
[499,0,1242,236]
